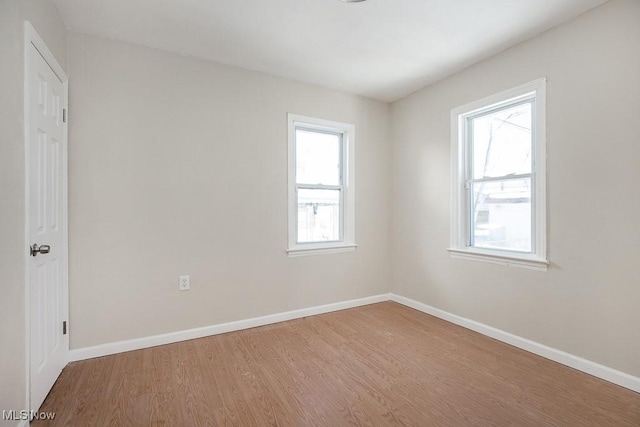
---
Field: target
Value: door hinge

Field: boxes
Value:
[63,321,67,335]
[63,108,67,123]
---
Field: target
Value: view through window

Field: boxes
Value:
[295,128,342,243]
[469,100,533,252]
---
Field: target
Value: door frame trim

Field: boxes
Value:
[23,20,69,412]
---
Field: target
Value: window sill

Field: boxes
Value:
[287,244,357,258]
[447,248,548,271]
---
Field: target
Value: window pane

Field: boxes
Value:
[296,129,341,185]
[472,102,532,179]
[471,178,532,252]
[297,189,340,243]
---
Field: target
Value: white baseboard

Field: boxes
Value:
[389,293,640,394]
[68,293,389,362]
[68,291,640,395]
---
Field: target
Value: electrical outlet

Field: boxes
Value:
[179,275,190,291]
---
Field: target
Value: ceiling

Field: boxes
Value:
[53,0,608,102]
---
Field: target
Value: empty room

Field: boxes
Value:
[1,0,639,425]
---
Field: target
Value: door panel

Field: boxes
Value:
[28,41,67,412]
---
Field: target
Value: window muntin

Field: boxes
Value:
[450,79,547,269]
[287,114,355,255]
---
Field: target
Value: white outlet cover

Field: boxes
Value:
[179,275,190,291]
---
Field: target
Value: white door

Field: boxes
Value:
[27,32,68,411]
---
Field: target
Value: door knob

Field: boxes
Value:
[30,243,50,257]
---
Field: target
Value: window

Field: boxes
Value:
[287,114,356,256]
[449,79,547,270]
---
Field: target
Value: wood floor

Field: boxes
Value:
[37,302,640,426]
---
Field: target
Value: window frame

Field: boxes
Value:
[448,79,548,271]
[287,113,356,257]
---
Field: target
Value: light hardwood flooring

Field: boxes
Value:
[36,302,640,426]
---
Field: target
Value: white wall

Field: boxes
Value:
[66,33,391,349]
[0,0,67,420]
[391,0,640,377]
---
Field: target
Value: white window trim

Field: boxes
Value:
[287,113,356,256]
[448,78,548,271]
